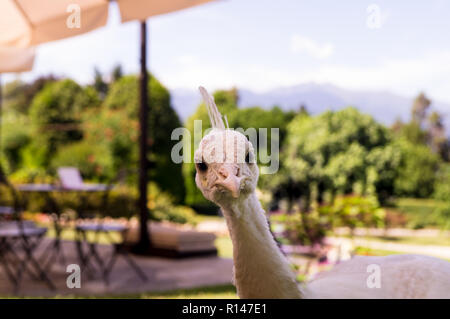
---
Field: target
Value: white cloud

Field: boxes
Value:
[162,50,450,104]
[176,55,197,65]
[290,35,334,59]
[158,58,302,93]
[309,50,450,102]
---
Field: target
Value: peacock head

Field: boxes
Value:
[194,87,259,207]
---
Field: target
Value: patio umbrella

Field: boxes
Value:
[115,0,217,252]
[0,46,36,152]
[0,0,109,47]
[0,0,218,253]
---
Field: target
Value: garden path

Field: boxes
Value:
[0,239,233,297]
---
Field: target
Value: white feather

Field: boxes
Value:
[199,86,226,130]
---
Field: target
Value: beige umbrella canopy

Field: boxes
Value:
[0,0,215,46]
[0,0,108,47]
[0,46,35,73]
[117,0,215,22]
[0,0,217,253]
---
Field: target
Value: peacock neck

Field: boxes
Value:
[221,192,303,299]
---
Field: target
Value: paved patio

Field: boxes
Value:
[0,239,233,297]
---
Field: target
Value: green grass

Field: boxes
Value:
[124,284,237,299]
[45,226,122,244]
[195,215,223,223]
[70,284,238,299]
[47,227,120,245]
[353,246,406,257]
[215,236,233,258]
[354,246,450,262]
[353,235,450,247]
[393,197,449,229]
[1,284,238,299]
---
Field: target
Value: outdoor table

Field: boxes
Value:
[16,183,109,272]
[17,184,109,192]
[0,206,13,216]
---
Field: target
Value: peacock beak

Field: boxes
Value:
[214,165,242,198]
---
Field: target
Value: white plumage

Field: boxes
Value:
[306,254,450,298]
[194,86,450,299]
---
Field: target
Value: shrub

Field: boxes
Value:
[332,195,385,230]
[0,113,31,171]
[7,182,196,225]
[432,204,450,230]
[27,79,100,166]
[50,141,114,181]
[279,108,399,206]
[148,183,197,224]
[394,139,440,198]
[434,163,450,202]
[83,108,139,177]
[9,167,54,184]
[276,204,332,247]
[274,195,385,247]
[103,75,185,203]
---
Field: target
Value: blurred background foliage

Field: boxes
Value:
[273,194,385,247]
[1,66,449,233]
[272,107,399,210]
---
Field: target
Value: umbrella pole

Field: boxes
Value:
[0,74,2,154]
[135,20,151,253]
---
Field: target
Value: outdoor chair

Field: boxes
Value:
[0,166,54,293]
[65,168,148,285]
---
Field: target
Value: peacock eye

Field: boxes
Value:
[245,151,254,164]
[196,161,208,172]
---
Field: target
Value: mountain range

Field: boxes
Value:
[170,83,450,131]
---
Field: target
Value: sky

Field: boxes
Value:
[4,0,450,104]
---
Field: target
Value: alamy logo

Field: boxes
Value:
[366,264,381,288]
[66,264,81,289]
[170,120,280,174]
[366,4,383,29]
[66,4,81,29]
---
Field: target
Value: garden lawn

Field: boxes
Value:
[393,197,449,229]
[353,235,450,247]
[3,284,238,299]
[215,236,233,258]
[122,284,237,299]
[354,246,450,262]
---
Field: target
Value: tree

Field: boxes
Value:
[103,74,185,203]
[93,67,108,98]
[298,104,309,116]
[51,141,113,181]
[434,163,450,202]
[394,121,428,145]
[26,79,100,167]
[0,113,31,172]
[277,107,400,206]
[3,76,57,114]
[393,93,449,162]
[412,92,431,127]
[428,111,449,161]
[393,138,440,198]
[111,64,123,83]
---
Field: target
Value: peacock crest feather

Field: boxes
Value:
[199,86,229,130]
